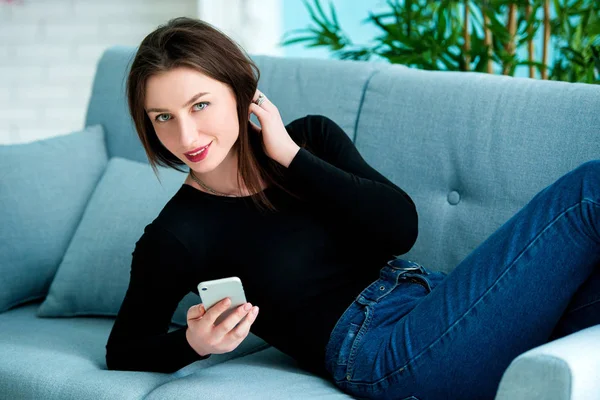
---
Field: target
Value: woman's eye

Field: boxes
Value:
[193,102,209,111]
[154,102,208,123]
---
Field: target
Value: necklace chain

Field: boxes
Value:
[189,170,240,197]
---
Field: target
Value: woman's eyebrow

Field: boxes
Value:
[146,91,210,113]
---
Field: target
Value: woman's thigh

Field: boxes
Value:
[325,260,448,399]
[328,161,600,400]
[549,265,600,340]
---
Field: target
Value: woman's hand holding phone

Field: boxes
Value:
[185,297,259,357]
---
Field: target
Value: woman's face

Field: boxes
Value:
[144,66,240,175]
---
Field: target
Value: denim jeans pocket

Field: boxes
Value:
[335,306,372,381]
[336,322,361,366]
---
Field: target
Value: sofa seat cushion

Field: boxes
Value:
[0,301,169,399]
[0,301,271,399]
[146,347,354,400]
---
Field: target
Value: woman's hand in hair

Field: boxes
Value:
[248,89,300,168]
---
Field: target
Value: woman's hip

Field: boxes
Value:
[324,259,447,385]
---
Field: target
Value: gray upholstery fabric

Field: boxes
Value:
[496,325,600,400]
[355,65,600,274]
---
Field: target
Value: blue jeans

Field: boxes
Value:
[324,160,600,400]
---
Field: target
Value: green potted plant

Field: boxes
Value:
[281,0,599,84]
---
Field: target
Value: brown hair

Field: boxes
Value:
[126,17,309,213]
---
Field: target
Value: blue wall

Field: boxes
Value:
[282,0,387,61]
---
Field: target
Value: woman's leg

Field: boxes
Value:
[549,265,600,340]
[332,160,600,400]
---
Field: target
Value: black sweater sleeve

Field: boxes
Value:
[285,114,418,256]
[105,224,209,373]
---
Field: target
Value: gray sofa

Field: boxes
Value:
[1,45,599,400]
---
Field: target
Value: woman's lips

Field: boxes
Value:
[185,142,211,162]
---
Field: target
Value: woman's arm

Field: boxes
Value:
[105,224,209,373]
[285,114,418,256]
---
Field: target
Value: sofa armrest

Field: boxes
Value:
[495,325,600,400]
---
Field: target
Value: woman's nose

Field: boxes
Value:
[177,116,197,146]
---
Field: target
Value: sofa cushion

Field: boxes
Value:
[36,157,196,326]
[145,347,354,400]
[0,125,107,313]
[354,65,600,274]
[0,301,269,399]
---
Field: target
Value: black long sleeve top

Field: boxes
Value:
[105,114,418,378]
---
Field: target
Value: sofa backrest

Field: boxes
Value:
[85,46,600,274]
[357,66,600,272]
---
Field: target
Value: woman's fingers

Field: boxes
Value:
[251,89,264,104]
[227,306,259,342]
[252,89,276,113]
[249,102,268,124]
[248,119,261,132]
[187,303,205,321]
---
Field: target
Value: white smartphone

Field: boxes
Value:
[197,276,248,326]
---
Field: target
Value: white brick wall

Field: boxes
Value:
[0,0,198,145]
[0,0,284,145]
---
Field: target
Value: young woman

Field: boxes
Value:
[105,16,600,400]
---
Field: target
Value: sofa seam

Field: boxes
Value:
[142,343,272,399]
[352,67,381,144]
